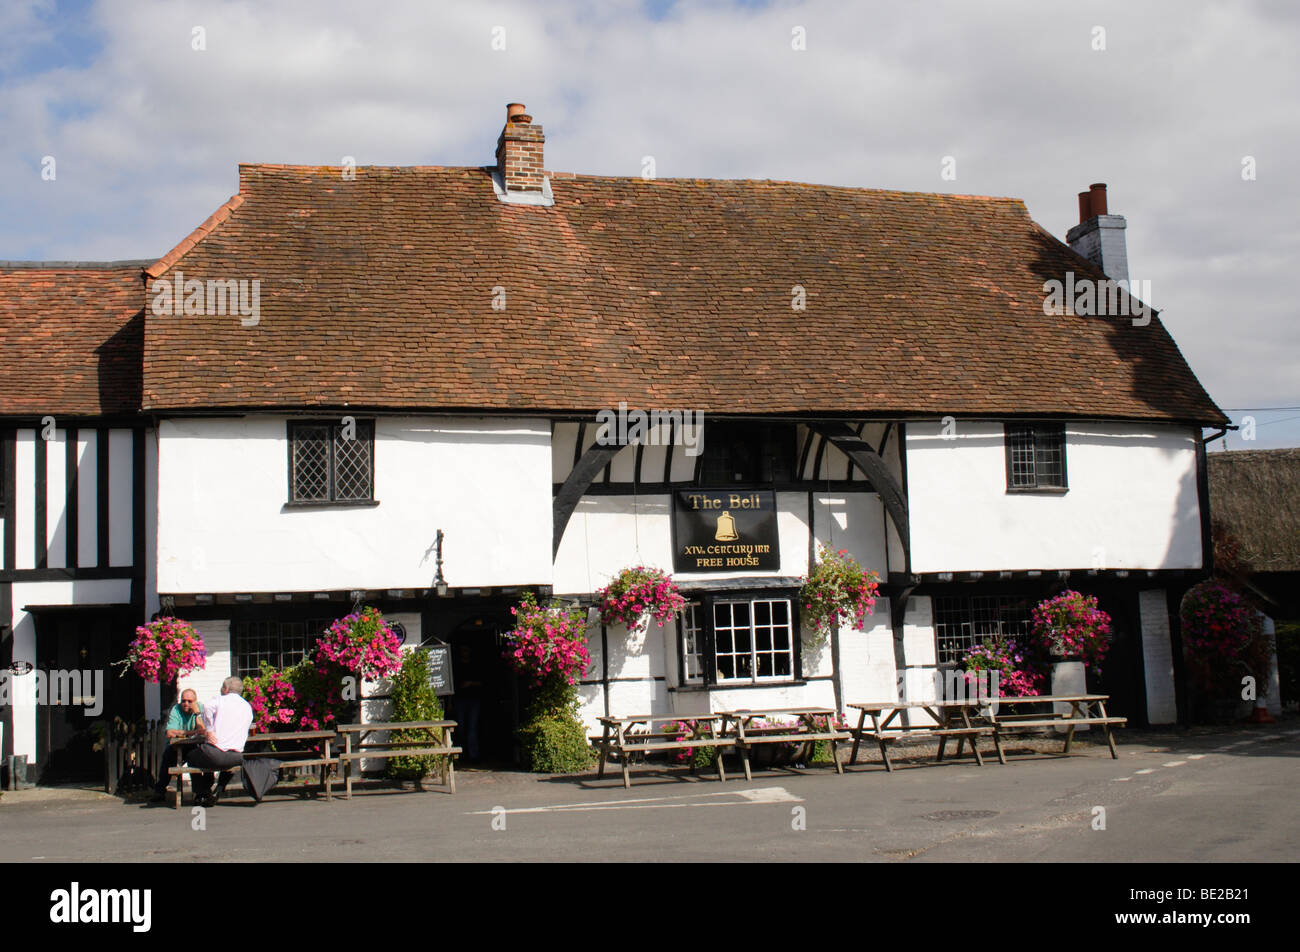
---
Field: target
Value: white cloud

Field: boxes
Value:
[0,0,1296,436]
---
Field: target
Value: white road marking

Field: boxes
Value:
[466,785,804,815]
[1187,754,1206,760]
[1162,761,1187,767]
[1113,777,1131,782]
[1135,768,1155,774]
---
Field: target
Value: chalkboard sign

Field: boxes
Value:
[424,641,455,696]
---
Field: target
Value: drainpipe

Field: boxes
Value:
[1201,426,1231,446]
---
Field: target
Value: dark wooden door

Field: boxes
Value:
[35,609,140,783]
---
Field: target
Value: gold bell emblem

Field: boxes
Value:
[714,511,738,542]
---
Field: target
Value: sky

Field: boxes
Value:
[1,0,1296,450]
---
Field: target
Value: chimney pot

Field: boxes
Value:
[1067,181,1128,283]
[1088,182,1108,216]
[496,102,545,194]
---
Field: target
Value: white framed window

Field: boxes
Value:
[679,603,705,685]
[1004,423,1067,491]
[677,594,798,686]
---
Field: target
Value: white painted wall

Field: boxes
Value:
[14,430,33,569]
[46,429,66,568]
[177,620,233,706]
[838,599,898,706]
[156,416,552,593]
[76,432,96,567]
[554,491,887,595]
[907,421,1203,572]
[108,429,133,567]
[144,432,159,619]
[900,596,938,726]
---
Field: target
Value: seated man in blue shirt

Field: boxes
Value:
[149,689,205,802]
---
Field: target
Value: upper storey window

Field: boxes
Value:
[1005,423,1067,492]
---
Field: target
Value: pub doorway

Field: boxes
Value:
[32,606,142,783]
[439,611,520,766]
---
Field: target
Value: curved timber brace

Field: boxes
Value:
[553,440,623,556]
[807,421,911,574]
[552,420,913,569]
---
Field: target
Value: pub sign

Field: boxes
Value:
[672,490,780,573]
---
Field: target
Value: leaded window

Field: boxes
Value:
[933,594,1034,665]
[232,618,332,679]
[699,422,797,484]
[1005,423,1067,490]
[289,420,374,503]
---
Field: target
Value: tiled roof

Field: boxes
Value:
[0,264,146,416]
[140,165,1224,423]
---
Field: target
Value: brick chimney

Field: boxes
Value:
[1066,183,1129,283]
[495,103,545,193]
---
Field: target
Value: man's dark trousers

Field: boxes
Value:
[154,742,199,797]
[185,744,244,799]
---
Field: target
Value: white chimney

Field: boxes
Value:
[1067,183,1129,284]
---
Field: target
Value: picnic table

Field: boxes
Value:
[167,730,339,807]
[718,707,849,782]
[846,694,1127,771]
[847,699,990,771]
[980,694,1126,762]
[336,720,460,797]
[596,714,731,789]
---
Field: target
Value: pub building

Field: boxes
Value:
[0,103,1228,777]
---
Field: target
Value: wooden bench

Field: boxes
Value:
[167,730,339,808]
[847,700,993,771]
[596,715,733,788]
[720,708,850,782]
[336,720,461,797]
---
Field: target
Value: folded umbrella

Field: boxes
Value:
[240,757,282,802]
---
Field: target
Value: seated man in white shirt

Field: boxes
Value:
[184,676,254,806]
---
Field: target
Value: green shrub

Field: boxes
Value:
[385,648,447,780]
[518,676,593,773]
[519,714,593,773]
[688,743,718,771]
